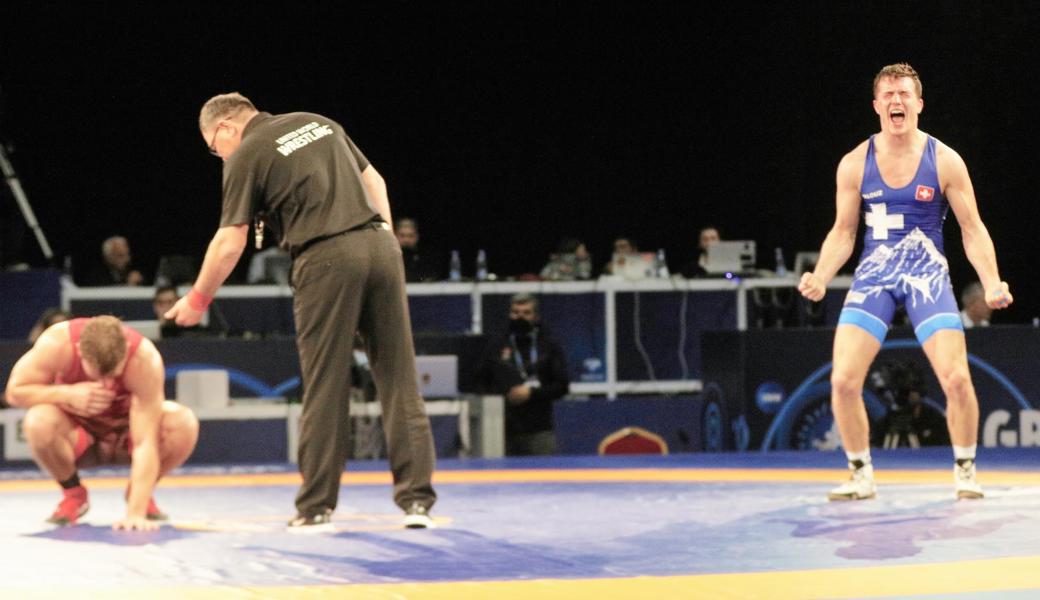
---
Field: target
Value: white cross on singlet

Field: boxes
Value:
[865,202,903,240]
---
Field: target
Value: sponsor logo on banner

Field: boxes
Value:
[982,409,1040,447]
[754,381,786,415]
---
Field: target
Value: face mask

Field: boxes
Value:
[509,317,534,335]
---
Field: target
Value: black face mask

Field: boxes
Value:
[509,317,534,335]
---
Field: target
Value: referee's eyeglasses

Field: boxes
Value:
[207,124,224,156]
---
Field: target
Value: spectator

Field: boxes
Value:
[152,286,209,339]
[80,236,145,286]
[960,282,992,328]
[395,217,439,282]
[477,293,570,456]
[681,226,721,278]
[540,238,592,281]
[27,307,72,344]
[602,237,638,276]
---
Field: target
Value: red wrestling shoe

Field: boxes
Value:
[47,486,90,526]
[145,496,168,521]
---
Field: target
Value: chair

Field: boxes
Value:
[598,426,669,455]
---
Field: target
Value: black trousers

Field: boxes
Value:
[291,223,436,515]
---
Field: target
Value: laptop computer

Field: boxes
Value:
[704,241,756,275]
[613,252,656,280]
[125,319,162,342]
[414,355,459,398]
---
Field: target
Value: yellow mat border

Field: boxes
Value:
[3,554,1039,599]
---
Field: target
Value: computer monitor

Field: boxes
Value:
[263,253,292,286]
[704,241,756,274]
[794,251,819,275]
[124,319,162,342]
[154,255,198,287]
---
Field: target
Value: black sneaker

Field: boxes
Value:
[287,508,334,534]
[403,502,434,529]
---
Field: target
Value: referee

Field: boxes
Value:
[166,93,436,531]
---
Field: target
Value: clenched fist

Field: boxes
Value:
[798,272,826,302]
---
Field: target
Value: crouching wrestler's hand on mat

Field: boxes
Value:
[113,514,160,532]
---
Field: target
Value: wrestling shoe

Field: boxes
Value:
[827,461,876,501]
[287,508,335,533]
[47,486,90,526]
[955,459,984,500]
[145,497,168,521]
[403,502,434,529]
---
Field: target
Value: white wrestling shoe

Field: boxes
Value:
[955,460,984,500]
[828,462,876,501]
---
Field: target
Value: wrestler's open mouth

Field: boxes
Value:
[890,110,905,125]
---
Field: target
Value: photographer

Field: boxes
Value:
[869,361,949,449]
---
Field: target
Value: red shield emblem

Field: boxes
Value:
[915,185,935,202]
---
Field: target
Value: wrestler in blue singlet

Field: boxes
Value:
[838,134,963,343]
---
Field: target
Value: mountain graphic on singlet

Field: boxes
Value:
[853,228,949,307]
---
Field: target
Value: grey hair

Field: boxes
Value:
[199,92,257,131]
[510,292,540,314]
[101,235,128,256]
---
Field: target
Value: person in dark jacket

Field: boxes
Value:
[478,293,570,455]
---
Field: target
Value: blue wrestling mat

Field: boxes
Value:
[1,449,1040,599]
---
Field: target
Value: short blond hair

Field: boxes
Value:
[79,316,127,376]
[873,63,922,98]
[199,92,257,131]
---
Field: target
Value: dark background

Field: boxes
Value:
[2,2,1038,320]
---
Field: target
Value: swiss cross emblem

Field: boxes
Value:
[915,185,935,202]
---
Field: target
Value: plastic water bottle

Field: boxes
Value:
[60,255,75,287]
[449,250,462,282]
[475,249,488,281]
[774,247,787,277]
[655,248,670,278]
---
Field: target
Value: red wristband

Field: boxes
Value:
[186,288,213,312]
